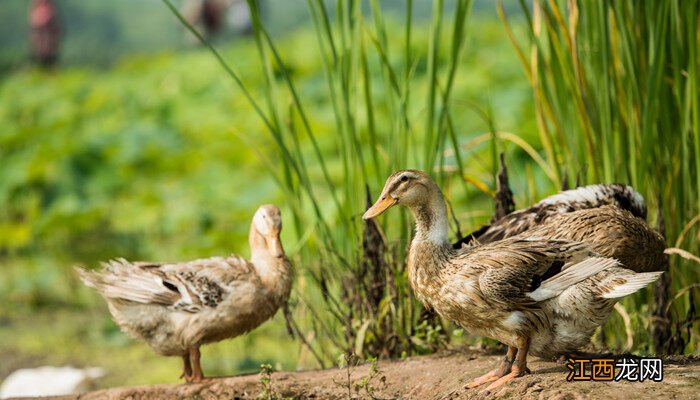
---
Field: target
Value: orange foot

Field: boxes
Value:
[182,369,206,384]
[182,363,206,384]
[465,361,513,389]
[185,374,204,384]
[478,364,531,394]
[177,347,206,384]
[180,354,193,381]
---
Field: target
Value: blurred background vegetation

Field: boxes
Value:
[0,0,697,390]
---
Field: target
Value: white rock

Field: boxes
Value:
[0,366,104,399]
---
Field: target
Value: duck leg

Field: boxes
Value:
[180,354,193,381]
[465,346,516,388]
[480,337,531,393]
[188,347,205,383]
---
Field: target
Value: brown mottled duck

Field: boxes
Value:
[363,170,662,392]
[77,205,292,383]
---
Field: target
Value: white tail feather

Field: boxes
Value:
[75,265,177,305]
[528,257,618,302]
[601,272,663,299]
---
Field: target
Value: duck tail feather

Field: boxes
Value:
[601,271,663,299]
[75,264,177,305]
[75,266,102,289]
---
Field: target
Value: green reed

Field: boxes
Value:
[500,0,699,353]
[163,0,476,363]
[164,0,698,363]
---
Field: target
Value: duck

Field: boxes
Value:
[454,183,648,248]
[76,204,292,383]
[363,170,662,392]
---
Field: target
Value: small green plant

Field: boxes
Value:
[333,353,357,399]
[333,354,393,400]
[257,363,289,400]
[354,358,390,400]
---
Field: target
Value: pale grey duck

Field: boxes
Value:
[77,205,292,383]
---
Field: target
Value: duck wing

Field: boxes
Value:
[454,184,646,248]
[76,255,255,313]
[464,237,618,310]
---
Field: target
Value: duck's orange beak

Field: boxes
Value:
[363,196,397,220]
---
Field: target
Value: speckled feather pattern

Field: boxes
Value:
[525,206,667,273]
[408,235,617,357]
[462,184,647,246]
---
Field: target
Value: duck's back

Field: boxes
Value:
[526,206,666,273]
[456,184,647,247]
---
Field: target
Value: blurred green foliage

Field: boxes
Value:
[0,10,537,386]
[0,0,184,70]
[1,0,696,389]
[0,0,513,70]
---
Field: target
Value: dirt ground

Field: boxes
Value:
[18,349,700,400]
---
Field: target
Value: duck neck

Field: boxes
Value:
[408,188,451,248]
[249,226,292,298]
[405,188,452,295]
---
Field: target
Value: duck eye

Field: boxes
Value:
[400,175,409,182]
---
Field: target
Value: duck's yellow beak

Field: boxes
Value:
[266,230,284,257]
[363,196,397,220]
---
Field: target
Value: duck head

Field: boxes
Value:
[364,170,450,245]
[363,170,439,219]
[251,204,285,257]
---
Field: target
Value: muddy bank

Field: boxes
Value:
[18,350,700,399]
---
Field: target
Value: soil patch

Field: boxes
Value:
[14,350,700,399]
